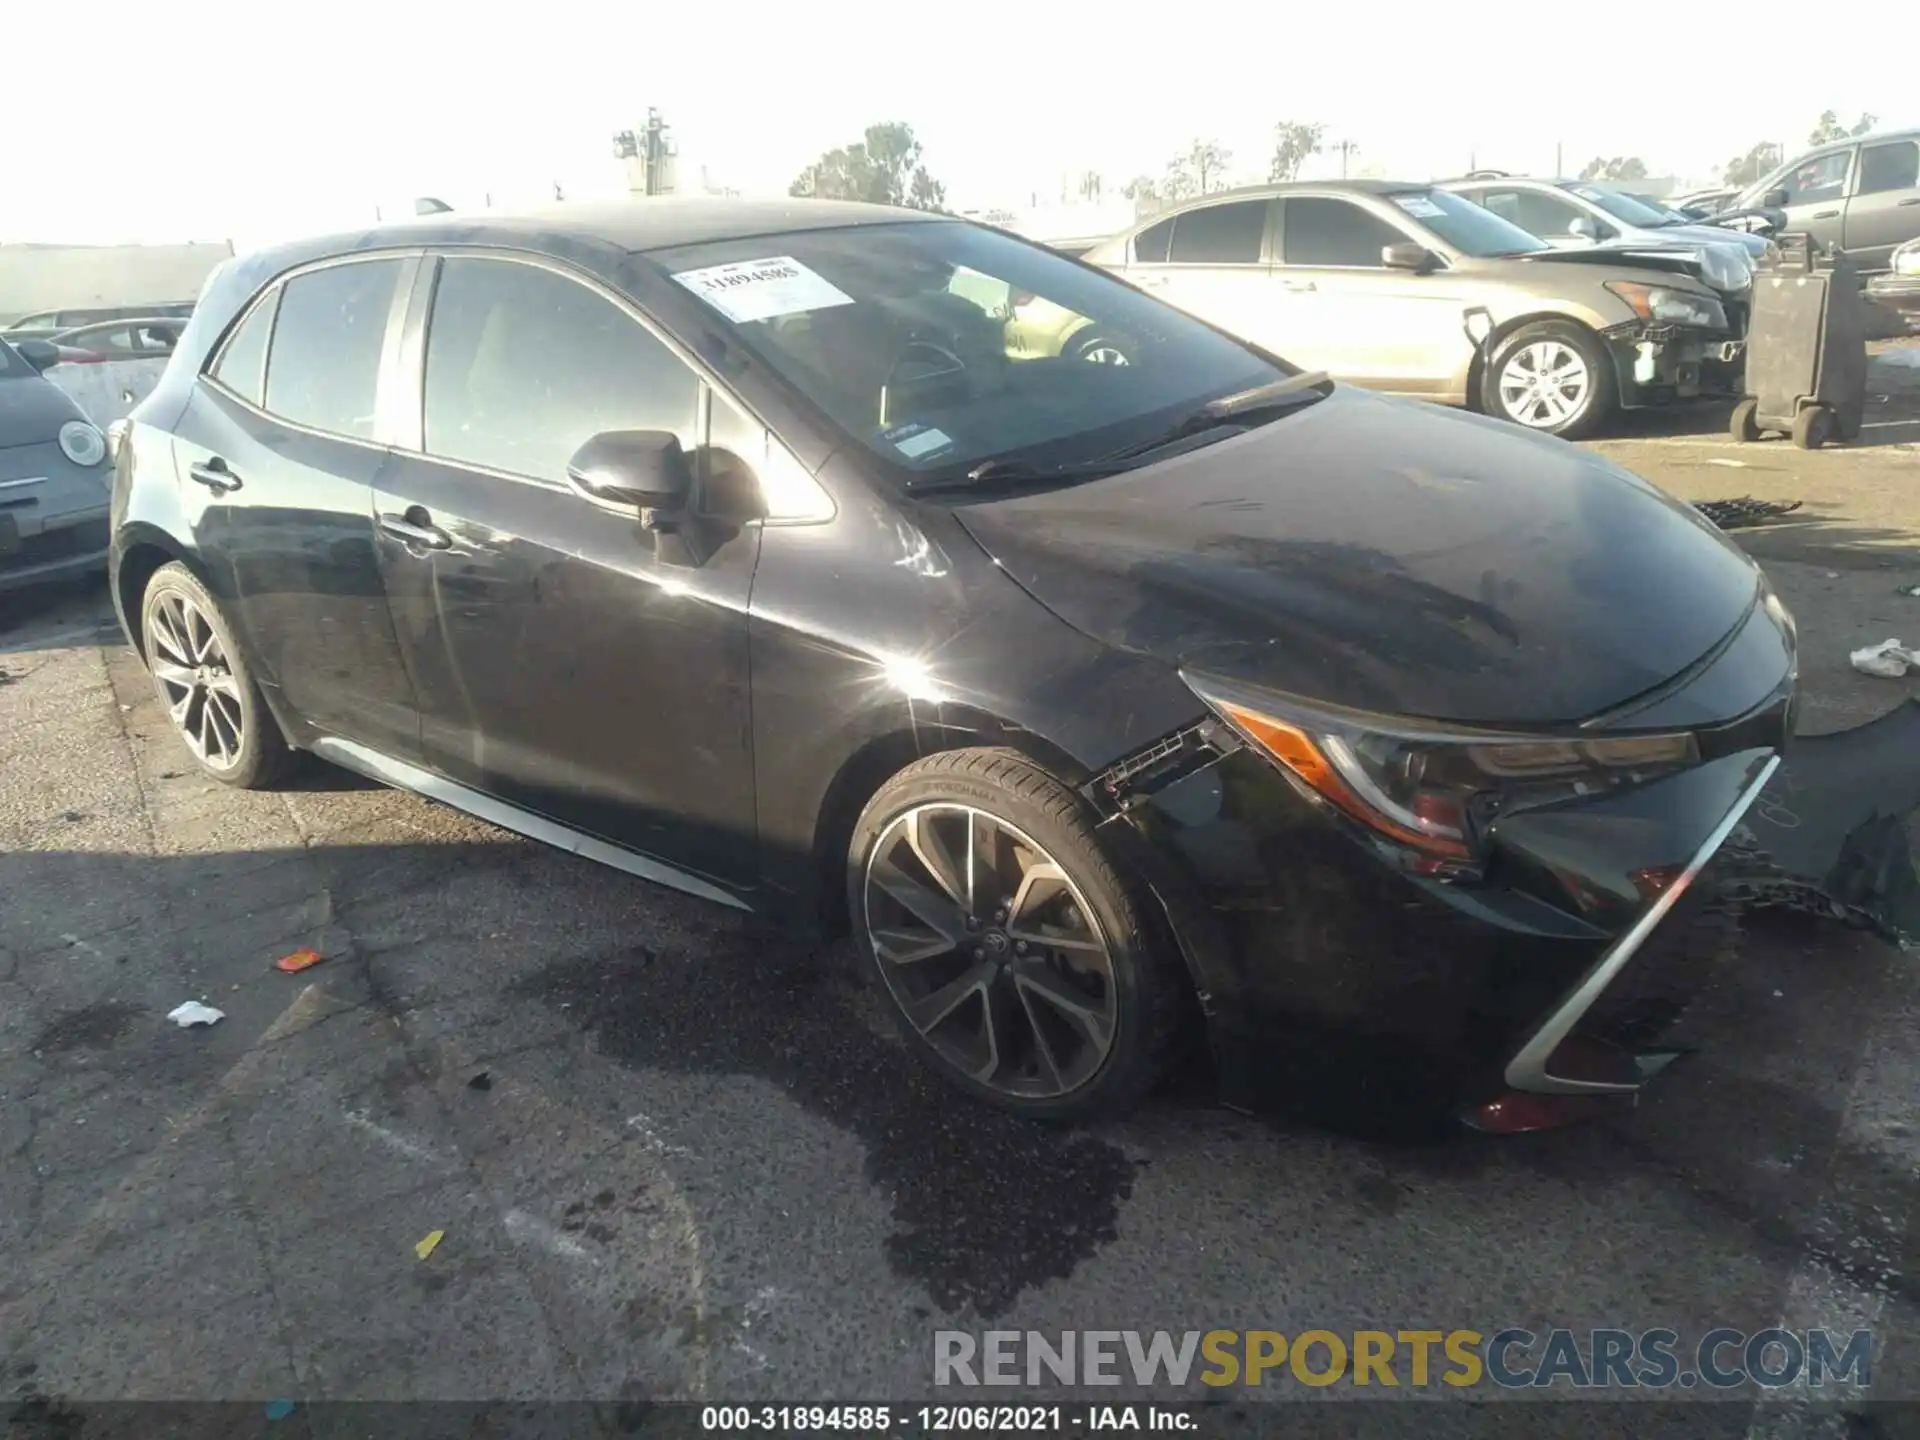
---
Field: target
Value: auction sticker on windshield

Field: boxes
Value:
[1392,195,1446,219]
[672,257,855,324]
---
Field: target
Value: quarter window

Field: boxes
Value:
[1858,140,1919,196]
[1133,218,1175,264]
[262,260,402,438]
[1167,201,1269,264]
[1281,198,1406,267]
[1472,188,1594,240]
[422,257,700,484]
[210,289,279,406]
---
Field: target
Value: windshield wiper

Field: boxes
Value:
[905,371,1331,497]
[1105,370,1332,457]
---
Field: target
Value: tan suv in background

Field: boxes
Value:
[1079,181,1746,439]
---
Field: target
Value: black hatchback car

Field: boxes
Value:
[109,199,1797,1128]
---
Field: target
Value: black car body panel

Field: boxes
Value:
[109,201,1802,1123]
[955,387,1763,725]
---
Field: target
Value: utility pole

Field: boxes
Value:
[1334,139,1360,178]
[614,110,676,197]
[1555,141,1563,177]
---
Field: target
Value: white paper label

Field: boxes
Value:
[886,423,954,459]
[1392,195,1446,219]
[671,256,855,324]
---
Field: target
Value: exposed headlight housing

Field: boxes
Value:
[1701,244,1753,292]
[1894,240,1920,278]
[1185,673,1700,869]
[1606,281,1728,331]
[58,419,107,468]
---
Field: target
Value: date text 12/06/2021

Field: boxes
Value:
[701,1407,1192,1432]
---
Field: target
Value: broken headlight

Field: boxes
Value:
[1606,281,1728,331]
[1185,672,1700,864]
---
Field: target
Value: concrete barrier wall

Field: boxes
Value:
[0,243,232,321]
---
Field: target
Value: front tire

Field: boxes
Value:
[140,562,293,789]
[848,748,1190,1122]
[1482,320,1614,439]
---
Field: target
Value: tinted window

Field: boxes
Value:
[1779,150,1851,205]
[1566,184,1672,227]
[1282,198,1406,267]
[1168,201,1268,263]
[654,221,1282,483]
[422,257,700,483]
[1134,218,1174,263]
[211,290,277,405]
[1859,140,1919,196]
[263,260,400,438]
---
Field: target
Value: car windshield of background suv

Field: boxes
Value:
[649,221,1284,485]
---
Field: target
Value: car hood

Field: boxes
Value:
[953,387,1764,727]
[1652,222,1769,256]
[0,373,85,446]
[1513,247,1720,291]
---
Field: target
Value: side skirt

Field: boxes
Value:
[309,735,751,913]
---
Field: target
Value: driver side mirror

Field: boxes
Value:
[1568,216,1600,242]
[565,430,692,511]
[1763,187,1790,209]
[1381,242,1435,272]
[14,338,60,372]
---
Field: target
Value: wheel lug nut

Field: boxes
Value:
[972,946,984,960]
[1015,940,1028,955]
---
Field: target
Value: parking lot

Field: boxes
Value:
[2,351,1917,1428]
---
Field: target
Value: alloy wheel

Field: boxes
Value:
[1498,340,1591,429]
[147,590,244,770]
[863,804,1118,1100]
[1079,345,1131,366]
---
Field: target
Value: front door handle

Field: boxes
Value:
[188,459,241,493]
[1811,209,1840,219]
[1898,197,1920,207]
[379,511,452,551]
[1282,280,1317,293]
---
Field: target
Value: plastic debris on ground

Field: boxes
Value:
[1900,584,1920,598]
[1693,497,1805,530]
[166,1001,226,1028]
[273,948,324,974]
[1851,639,1920,678]
[264,1400,296,1421]
[414,1229,445,1261]
[467,1071,492,1091]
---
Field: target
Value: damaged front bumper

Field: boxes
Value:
[1605,320,1747,409]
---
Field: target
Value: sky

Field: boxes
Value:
[4,0,1910,254]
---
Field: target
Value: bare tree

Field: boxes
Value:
[1121,175,1163,218]
[1163,139,1232,203]
[1268,121,1325,183]
[1078,170,1103,203]
[1578,156,1650,183]
[1724,141,1783,188]
[1809,110,1879,145]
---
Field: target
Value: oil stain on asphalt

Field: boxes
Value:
[517,925,1138,1318]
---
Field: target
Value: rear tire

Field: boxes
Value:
[847,748,1190,1122]
[140,562,294,789]
[1482,320,1614,439]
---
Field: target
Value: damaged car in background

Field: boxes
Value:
[1867,237,1920,330]
[1082,181,1749,438]
[113,198,1804,1134]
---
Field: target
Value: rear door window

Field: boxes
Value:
[262,259,402,439]
[1166,201,1269,264]
[1857,140,1919,196]
[210,289,279,406]
[1281,198,1405,267]
[420,256,700,484]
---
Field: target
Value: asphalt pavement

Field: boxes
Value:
[1,352,1916,1433]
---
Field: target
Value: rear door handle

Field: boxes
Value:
[1282,280,1317,293]
[379,511,452,551]
[1812,209,1841,218]
[187,459,241,493]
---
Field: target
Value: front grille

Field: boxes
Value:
[1,518,108,574]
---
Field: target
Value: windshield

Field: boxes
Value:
[1567,184,1677,228]
[1385,190,1546,257]
[650,221,1284,484]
